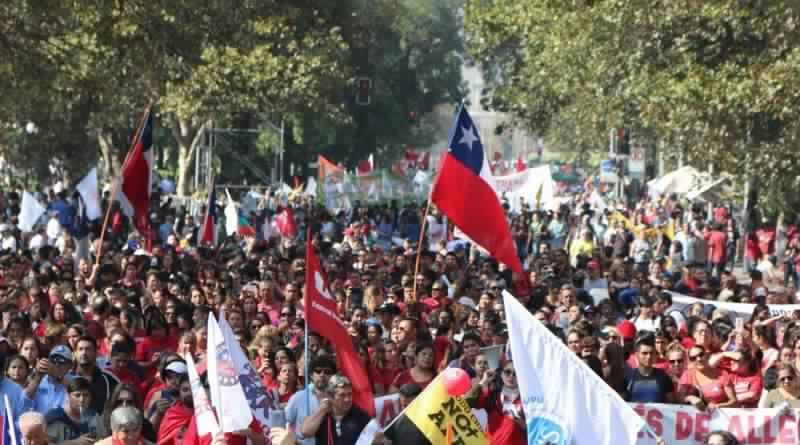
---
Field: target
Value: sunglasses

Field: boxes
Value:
[313,368,335,376]
[117,399,135,407]
[669,359,684,365]
[502,369,516,377]
[689,354,705,362]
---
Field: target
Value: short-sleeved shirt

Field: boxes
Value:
[314,406,372,445]
[729,372,763,408]
[624,367,674,403]
[678,369,731,405]
[32,375,67,413]
[285,387,320,445]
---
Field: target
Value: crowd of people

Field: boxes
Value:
[0,185,789,445]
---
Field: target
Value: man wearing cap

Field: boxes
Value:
[582,260,608,293]
[145,360,188,432]
[286,355,337,445]
[26,345,74,413]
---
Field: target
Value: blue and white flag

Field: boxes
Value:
[207,314,253,432]
[218,310,277,428]
[502,291,644,445]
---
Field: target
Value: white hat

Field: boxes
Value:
[457,297,477,310]
[165,361,188,375]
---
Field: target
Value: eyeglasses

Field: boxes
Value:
[669,359,684,365]
[502,369,516,377]
[689,354,705,362]
[313,368,335,376]
[432,288,443,292]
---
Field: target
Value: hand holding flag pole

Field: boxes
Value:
[95,103,154,268]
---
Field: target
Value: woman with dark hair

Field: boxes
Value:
[726,349,763,408]
[136,313,177,383]
[599,342,627,395]
[5,355,29,387]
[389,342,435,392]
[97,383,157,442]
[753,324,779,374]
[678,345,737,411]
[469,360,525,445]
[704,430,739,445]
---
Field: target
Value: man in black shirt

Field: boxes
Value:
[623,334,675,403]
[301,375,371,445]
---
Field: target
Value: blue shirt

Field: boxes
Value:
[285,387,319,445]
[32,375,67,413]
[0,377,34,440]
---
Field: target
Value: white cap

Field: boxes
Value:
[165,361,188,375]
[457,297,477,310]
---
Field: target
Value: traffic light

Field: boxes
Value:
[356,77,371,106]
[618,128,630,155]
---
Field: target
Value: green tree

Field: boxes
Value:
[466,0,800,213]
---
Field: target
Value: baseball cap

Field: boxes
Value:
[457,297,477,310]
[49,345,73,364]
[165,361,188,375]
[617,320,637,341]
[587,260,600,270]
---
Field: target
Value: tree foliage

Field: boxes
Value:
[466,0,800,211]
[0,0,465,193]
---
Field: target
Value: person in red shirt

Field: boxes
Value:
[756,223,776,261]
[108,342,142,389]
[726,349,763,408]
[705,223,727,279]
[677,345,737,410]
[744,232,761,272]
[470,360,526,445]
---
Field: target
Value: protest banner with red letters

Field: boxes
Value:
[632,404,800,444]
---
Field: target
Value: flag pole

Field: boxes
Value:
[411,198,432,304]
[304,226,311,416]
[94,104,153,268]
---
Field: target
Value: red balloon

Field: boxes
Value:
[442,367,472,397]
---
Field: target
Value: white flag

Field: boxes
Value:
[217,310,276,428]
[76,167,102,220]
[185,353,220,437]
[305,177,318,197]
[206,314,253,432]
[502,290,645,445]
[17,191,46,232]
[224,189,239,236]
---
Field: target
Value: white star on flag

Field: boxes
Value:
[459,124,479,151]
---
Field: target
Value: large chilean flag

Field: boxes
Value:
[431,105,523,274]
[118,110,154,235]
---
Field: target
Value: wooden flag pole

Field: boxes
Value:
[94,104,153,268]
[411,198,433,304]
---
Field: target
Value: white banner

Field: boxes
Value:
[669,292,800,320]
[491,166,555,212]
[632,403,800,445]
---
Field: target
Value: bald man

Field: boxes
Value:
[20,411,49,445]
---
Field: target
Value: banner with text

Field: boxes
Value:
[669,292,800,320]
[632,403,799,445]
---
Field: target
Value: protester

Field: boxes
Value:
[301,375,372,445]
[94,406,153,445]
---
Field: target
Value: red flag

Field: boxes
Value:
[305,237,375,416]
[418,152,431,171]
[199,178,218,246]
[431,106,523,274]
[274,206,297,238]
[118,109,154,235]
[357,159,373,175]
[318,155,344,180]
[515,156,526,172]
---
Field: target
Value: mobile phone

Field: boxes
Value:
[269,409,287,429]
[735,317,744,331]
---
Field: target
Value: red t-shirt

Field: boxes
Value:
[705,230,727,263]
[756,228,776,257]
[391,369,433,390]
[679,369,732,405]
[729,372,763,408]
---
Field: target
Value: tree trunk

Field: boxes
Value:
[172,117,208,197]
[97,130,123,178]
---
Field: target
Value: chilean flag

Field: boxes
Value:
[431,105,523,274]
[118,109,154,235]
[200,178,218,246]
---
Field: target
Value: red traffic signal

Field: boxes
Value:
[356,77,371,106]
